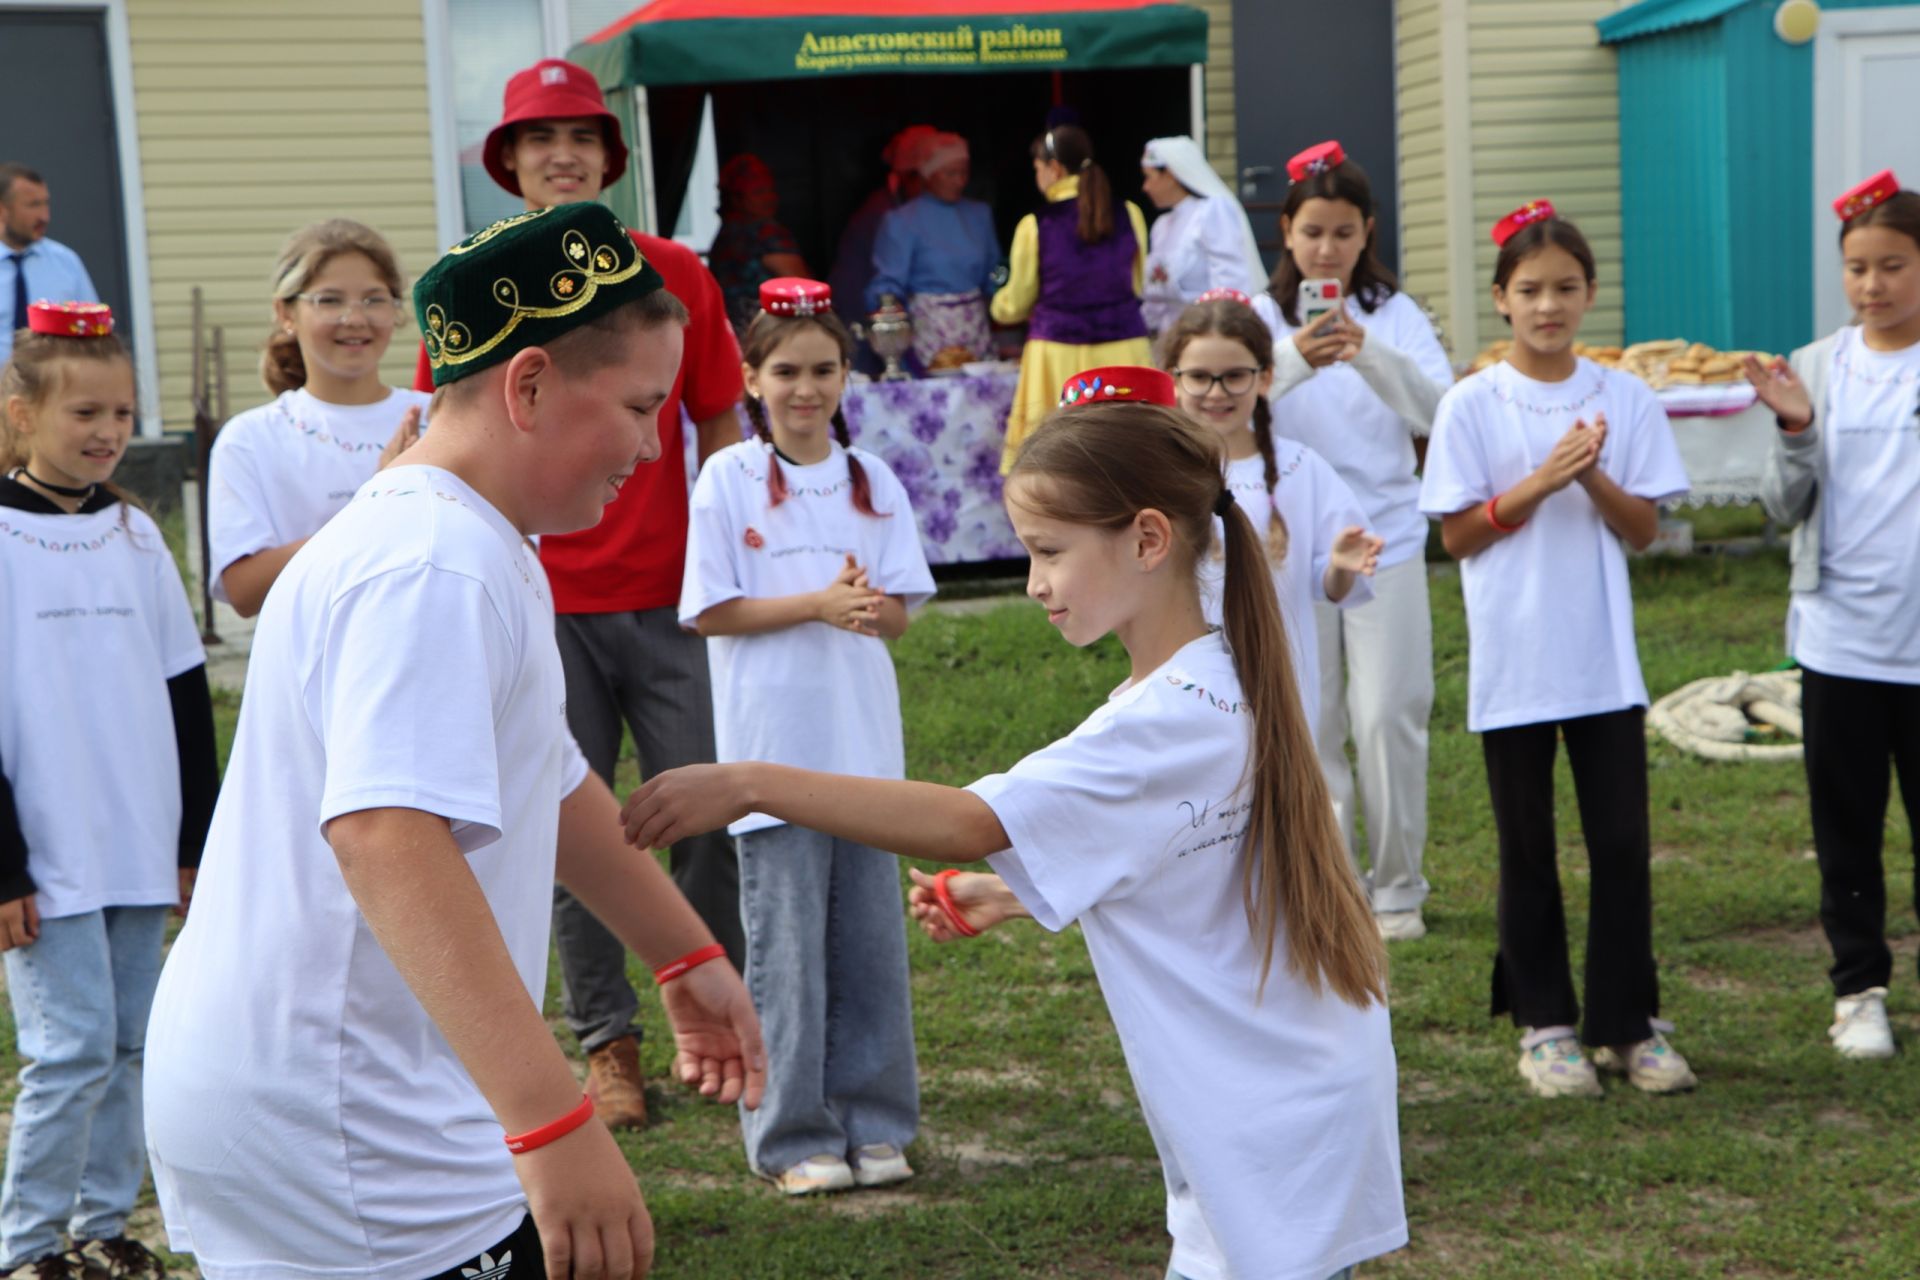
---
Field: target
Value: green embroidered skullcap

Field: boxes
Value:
[414,202,664,387]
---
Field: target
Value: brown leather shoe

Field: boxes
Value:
[586,1035,648,1129]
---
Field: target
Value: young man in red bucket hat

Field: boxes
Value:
[417,57,747,1132]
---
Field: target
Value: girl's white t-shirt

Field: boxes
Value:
[1420,359,1690,732]
[680,440,936,835]
[145,467,590,1280]
[1142,195,1263,333]
[1254,290,1454,569]
[1198,442,1375,733]
[0,502,204,919]
[967,632,1405,1280]
[207,386,432,601]
[1790,326,1920,684]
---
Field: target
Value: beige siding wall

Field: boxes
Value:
[129,1,440,430]
[1395,0,1451,352]
[1186,0,1236,182]
[1464,0,1623,347]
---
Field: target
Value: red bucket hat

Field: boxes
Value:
[484,59,629,197]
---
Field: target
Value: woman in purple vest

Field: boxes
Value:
[991,123,1152,471]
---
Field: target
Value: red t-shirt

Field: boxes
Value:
[414,231,743,614]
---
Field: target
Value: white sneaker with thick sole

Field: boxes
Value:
[775,1154,855,1196]
[1518,1027,1604,1099]
[1592,1024,1698,1094]
[1830,987,1895,1060]
[1376,909,1427,942]
[850,1143,914,1188]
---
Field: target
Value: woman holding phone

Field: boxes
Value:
[1252,140,1453,944]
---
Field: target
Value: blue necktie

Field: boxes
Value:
[7,253,26,336]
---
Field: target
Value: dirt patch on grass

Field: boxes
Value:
[1676,964,1766,997]
[948,1064,1047,1090]
[1730,922,1830,957]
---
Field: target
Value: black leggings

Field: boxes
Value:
[421,1216,544,1280]
[1800,666,1920,996]
[1482,708,1660,1047]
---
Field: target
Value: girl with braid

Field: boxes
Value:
[678,278,934,1195]
[1163,291,1383,738]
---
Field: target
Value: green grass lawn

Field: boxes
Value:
[6,547,1917,1278]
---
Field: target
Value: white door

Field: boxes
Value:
[1812,8,1920,337]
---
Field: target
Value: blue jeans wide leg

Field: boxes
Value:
[1,906,168,1267]
[736,824,918,1177]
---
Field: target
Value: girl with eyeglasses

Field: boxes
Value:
[1163,292,1382,739]
[208,220,431,617]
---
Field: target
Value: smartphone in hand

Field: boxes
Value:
[1300,278,1343,329]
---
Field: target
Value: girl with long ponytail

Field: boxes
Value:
[634,366,1404,1279]
[677,277,935,1196]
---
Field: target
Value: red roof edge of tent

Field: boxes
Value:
[586,0,1185,47]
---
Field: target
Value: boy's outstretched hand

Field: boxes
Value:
[622,765,750,851]
[658,958,767,1110]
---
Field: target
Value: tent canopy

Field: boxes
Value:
[571,0,1209,88]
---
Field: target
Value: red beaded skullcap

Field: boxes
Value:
[1058,366,1176,409]
[1196,288,1251,306]
[1286,141,1345,183]
[1491,199,1557,247]
[759,277,832,317]
[26,301,114,337]
[1834,169,1900,222]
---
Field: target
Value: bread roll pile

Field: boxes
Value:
[1465,338,1773,388]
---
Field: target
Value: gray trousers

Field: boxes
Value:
[553,608,744,1053]
[736,823,919,1177]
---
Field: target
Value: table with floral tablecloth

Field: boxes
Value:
[721,367,1024,566]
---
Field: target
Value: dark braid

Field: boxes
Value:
[831,408,886,517]
[1248,396,1289,562]
[741,393,790,508]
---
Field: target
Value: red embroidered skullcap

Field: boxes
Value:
[483,59,627,197]
[1058,366,1176,409]
[1196,288,1252,306]
[1835,169,1900,222]
[1286,141,1345,183]
[1492,199,1557,247]
[760,278,832,317]
[26,301,114,337]
[884,125,942,175]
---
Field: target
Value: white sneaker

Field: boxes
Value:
[1518,1028,1604,1099]
[1830,987,1895,1060]
[850,1143,914,1188]
[1592,1025,1698,1094]
[774,1153,855,1196]
[1376,909,1427,942]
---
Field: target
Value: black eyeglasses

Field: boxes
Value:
[1171,367,1260,397]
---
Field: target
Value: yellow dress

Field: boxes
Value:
[991,176,1153,472]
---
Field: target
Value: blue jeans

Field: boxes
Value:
[735,824,918,1176]
[1,907,168,1267]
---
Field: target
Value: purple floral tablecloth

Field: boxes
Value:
[718,369,1024,566]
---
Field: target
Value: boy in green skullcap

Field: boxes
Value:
[144,203,766,1280]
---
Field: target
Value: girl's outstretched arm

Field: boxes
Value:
[623,765,1008,864]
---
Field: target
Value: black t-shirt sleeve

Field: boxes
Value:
[0,756,34,901]
[169,664,220,870]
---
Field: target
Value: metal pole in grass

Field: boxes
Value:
[190,288,221,646]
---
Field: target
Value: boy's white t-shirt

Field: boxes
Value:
[207,387,432,601]
[1419,359,1690,732]
[0,502,204,919]
[680,439,935,835]
[967,633,1406,1280]
[1789,326,1920,684]
[1253,290,1453,568]
[1197,442,1374,734]
[144,466,589,1280]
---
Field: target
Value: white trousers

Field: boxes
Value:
[1312,555,1433,912]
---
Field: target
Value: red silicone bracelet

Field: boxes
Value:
[1485,493,1525,533]
[653,942,727,985]
[503,1093,593,1154]
[931,869,981,938]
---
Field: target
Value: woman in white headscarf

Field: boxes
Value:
[1139,135,1267,334]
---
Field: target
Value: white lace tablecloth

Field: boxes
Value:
[1662,392,1773,508]
[718,367,1023,565]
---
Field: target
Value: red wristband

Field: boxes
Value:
[931,869,981,938]
[503,1093,592,1154]
[1485,493,1525,533]
[654,942,727,985]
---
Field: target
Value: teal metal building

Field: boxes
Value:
[1598,0,1895,355]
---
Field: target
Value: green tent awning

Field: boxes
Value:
[571,0,1209,88]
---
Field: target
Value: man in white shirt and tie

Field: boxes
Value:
[2,164,99,365]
